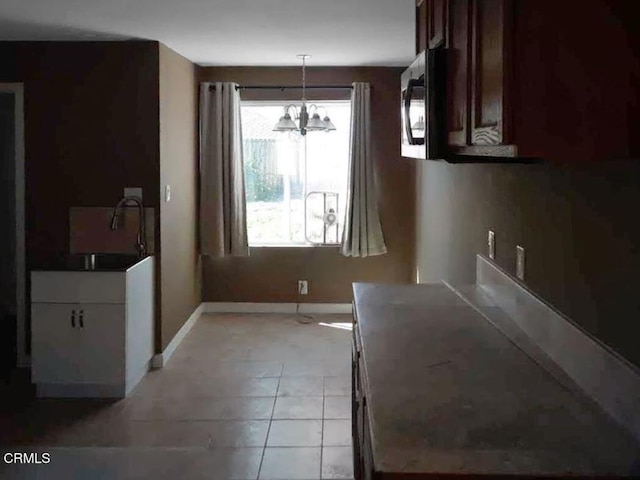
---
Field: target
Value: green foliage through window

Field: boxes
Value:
[243,139,282,202]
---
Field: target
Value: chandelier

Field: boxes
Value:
[272,54,337,136]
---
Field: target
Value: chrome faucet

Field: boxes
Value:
[109,196,147,258]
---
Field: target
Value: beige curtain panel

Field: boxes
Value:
[341,82,387,257]
[199,82,249,257]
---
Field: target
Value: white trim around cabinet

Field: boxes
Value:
[201,302,352,314]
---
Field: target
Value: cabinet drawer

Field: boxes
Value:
[31,271,126,303]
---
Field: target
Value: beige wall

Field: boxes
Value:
[199,67,415,302]
[416,159,640,369]
[159,44,201,350]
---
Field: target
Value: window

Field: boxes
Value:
[241,101,351,246]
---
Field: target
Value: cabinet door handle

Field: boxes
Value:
[79,310,84,328]
[71,310,76,328]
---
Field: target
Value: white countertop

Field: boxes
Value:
[353,282,640,477]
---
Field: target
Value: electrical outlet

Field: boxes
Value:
[488,231,496,260]
[298,280,308,295]
[516,245,525,280]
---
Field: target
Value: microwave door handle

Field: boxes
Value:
[404,80,415,144]
[404,78,423,145]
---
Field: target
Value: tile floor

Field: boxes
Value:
[0,313,354,479]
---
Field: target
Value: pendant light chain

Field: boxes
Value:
[302,55,306,101]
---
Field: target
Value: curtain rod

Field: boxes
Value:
[208,84,354,91]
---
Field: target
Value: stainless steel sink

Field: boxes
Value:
[42,253,145,271]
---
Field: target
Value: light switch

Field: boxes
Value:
[165,185,171,202]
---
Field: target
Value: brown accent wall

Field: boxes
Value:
[198,67,415,302]
[416,160,640,368]
[0,41,161,267]
[159,45,201,350]
[0,41,162,355]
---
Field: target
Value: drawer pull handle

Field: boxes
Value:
[71,310,76,328]
[79,310,84,328]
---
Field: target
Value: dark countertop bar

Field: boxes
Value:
[31,254,149,272]
[353,282,640,477]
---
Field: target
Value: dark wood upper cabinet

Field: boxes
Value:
[415,0,640,161]
[512,0,640,162]
[415,0,427,54]
[470,0,512,148]
[430,0,515,157]
[447,0,471,146]
[453,0,515,157]
[416,0,447,53]
[428,0,447,48]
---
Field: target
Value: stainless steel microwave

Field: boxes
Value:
[401,47,447,160]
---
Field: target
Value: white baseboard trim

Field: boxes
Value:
[298,303,352,314]
[152,304,203,369]
[202,302,352,315]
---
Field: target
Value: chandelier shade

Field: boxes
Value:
[306,113,325,131]
[274,113,297,131]
[323,116,337,131]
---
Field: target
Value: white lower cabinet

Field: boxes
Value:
[75,304,125,383]
[32,303,125,385]
[31,256,154,398]
[31,303,85,384]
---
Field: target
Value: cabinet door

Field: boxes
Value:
[470,0,512,146]
[352,343,362,480]
[416,0,427,54]
[76,304,125,383]
[448,0,471,146]
[356,355,369,479]
[362,397,375,480]
[32,303,82,383]
[428,0,447,48]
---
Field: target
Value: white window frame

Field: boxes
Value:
[241,99,350,248]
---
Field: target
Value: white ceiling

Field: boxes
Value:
[0,0,415,66]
